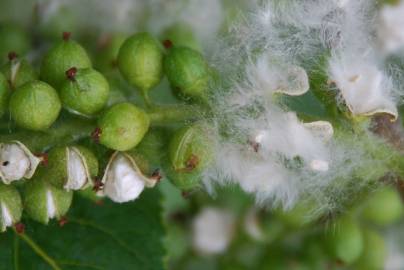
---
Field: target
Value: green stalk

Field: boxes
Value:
[147,104,207,126]
[0,117,96,152]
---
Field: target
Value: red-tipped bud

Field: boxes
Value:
[163,39,173,49]
[14,222,25,234]
[91,127,102,144]
[151,169,163,182]
[63,32,71,41]
[8,51,18,61]
[66,67,77,81]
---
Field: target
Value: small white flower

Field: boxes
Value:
[192,207,235,255]
[378,1,404,53]
[0,141,41,184]
[101,152,157,203]
[329,57,398,119]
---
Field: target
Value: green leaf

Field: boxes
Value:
[0,189,165,270]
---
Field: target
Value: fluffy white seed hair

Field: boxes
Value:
[203,0,403,211]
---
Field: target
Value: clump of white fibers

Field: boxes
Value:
[192,207,235,255]
[203,0,403,212]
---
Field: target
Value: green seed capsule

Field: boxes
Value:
[47,145,98,190]
[326,216,363,264]
[98,102,150,151]
[0,183,22,232]
[0,72,9,118]
[40,33,92,89]
[362,186,403,226]
[163,161,202,190]
[168,123,214,172]
[60,67,110,116]
[164,46,210,101]
[117,32,163,94]
[1,53,37,90]
[9,80,61,131]
[164,123,214,190]
[354,229,386,270]
[24,172,73,225]
[0,24,30,62]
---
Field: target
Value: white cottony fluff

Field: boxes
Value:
[208,111,332,208]
[192,207,235,255]
[202,0,403,210]
[103,153,145,203]
[378,0,404,54]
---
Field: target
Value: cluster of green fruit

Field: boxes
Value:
[0,31,214,232]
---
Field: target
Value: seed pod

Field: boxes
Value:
[40,33,92,89]
[0,72,9,118]
[354,229,386,270]
[97,102,150,151]
[9,80,61,131]
[117,32,163,93]
[361,186,403,226]
[326,216,364,264]
[164,46,210,101]
[100,151,158,203]
[1,54,37,89]
[0,141,41,184]
[164,123,214,190]
[0,24,29,62]
[60,67,110,116]
[47,146,98,191]
[163,162,202,190]
[0,183,22,232]
[23,173,73,225]
[168,123,214,172]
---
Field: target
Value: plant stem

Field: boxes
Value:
[14,230,62,270]
[147,104,207,126]
[0,117,96,152]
